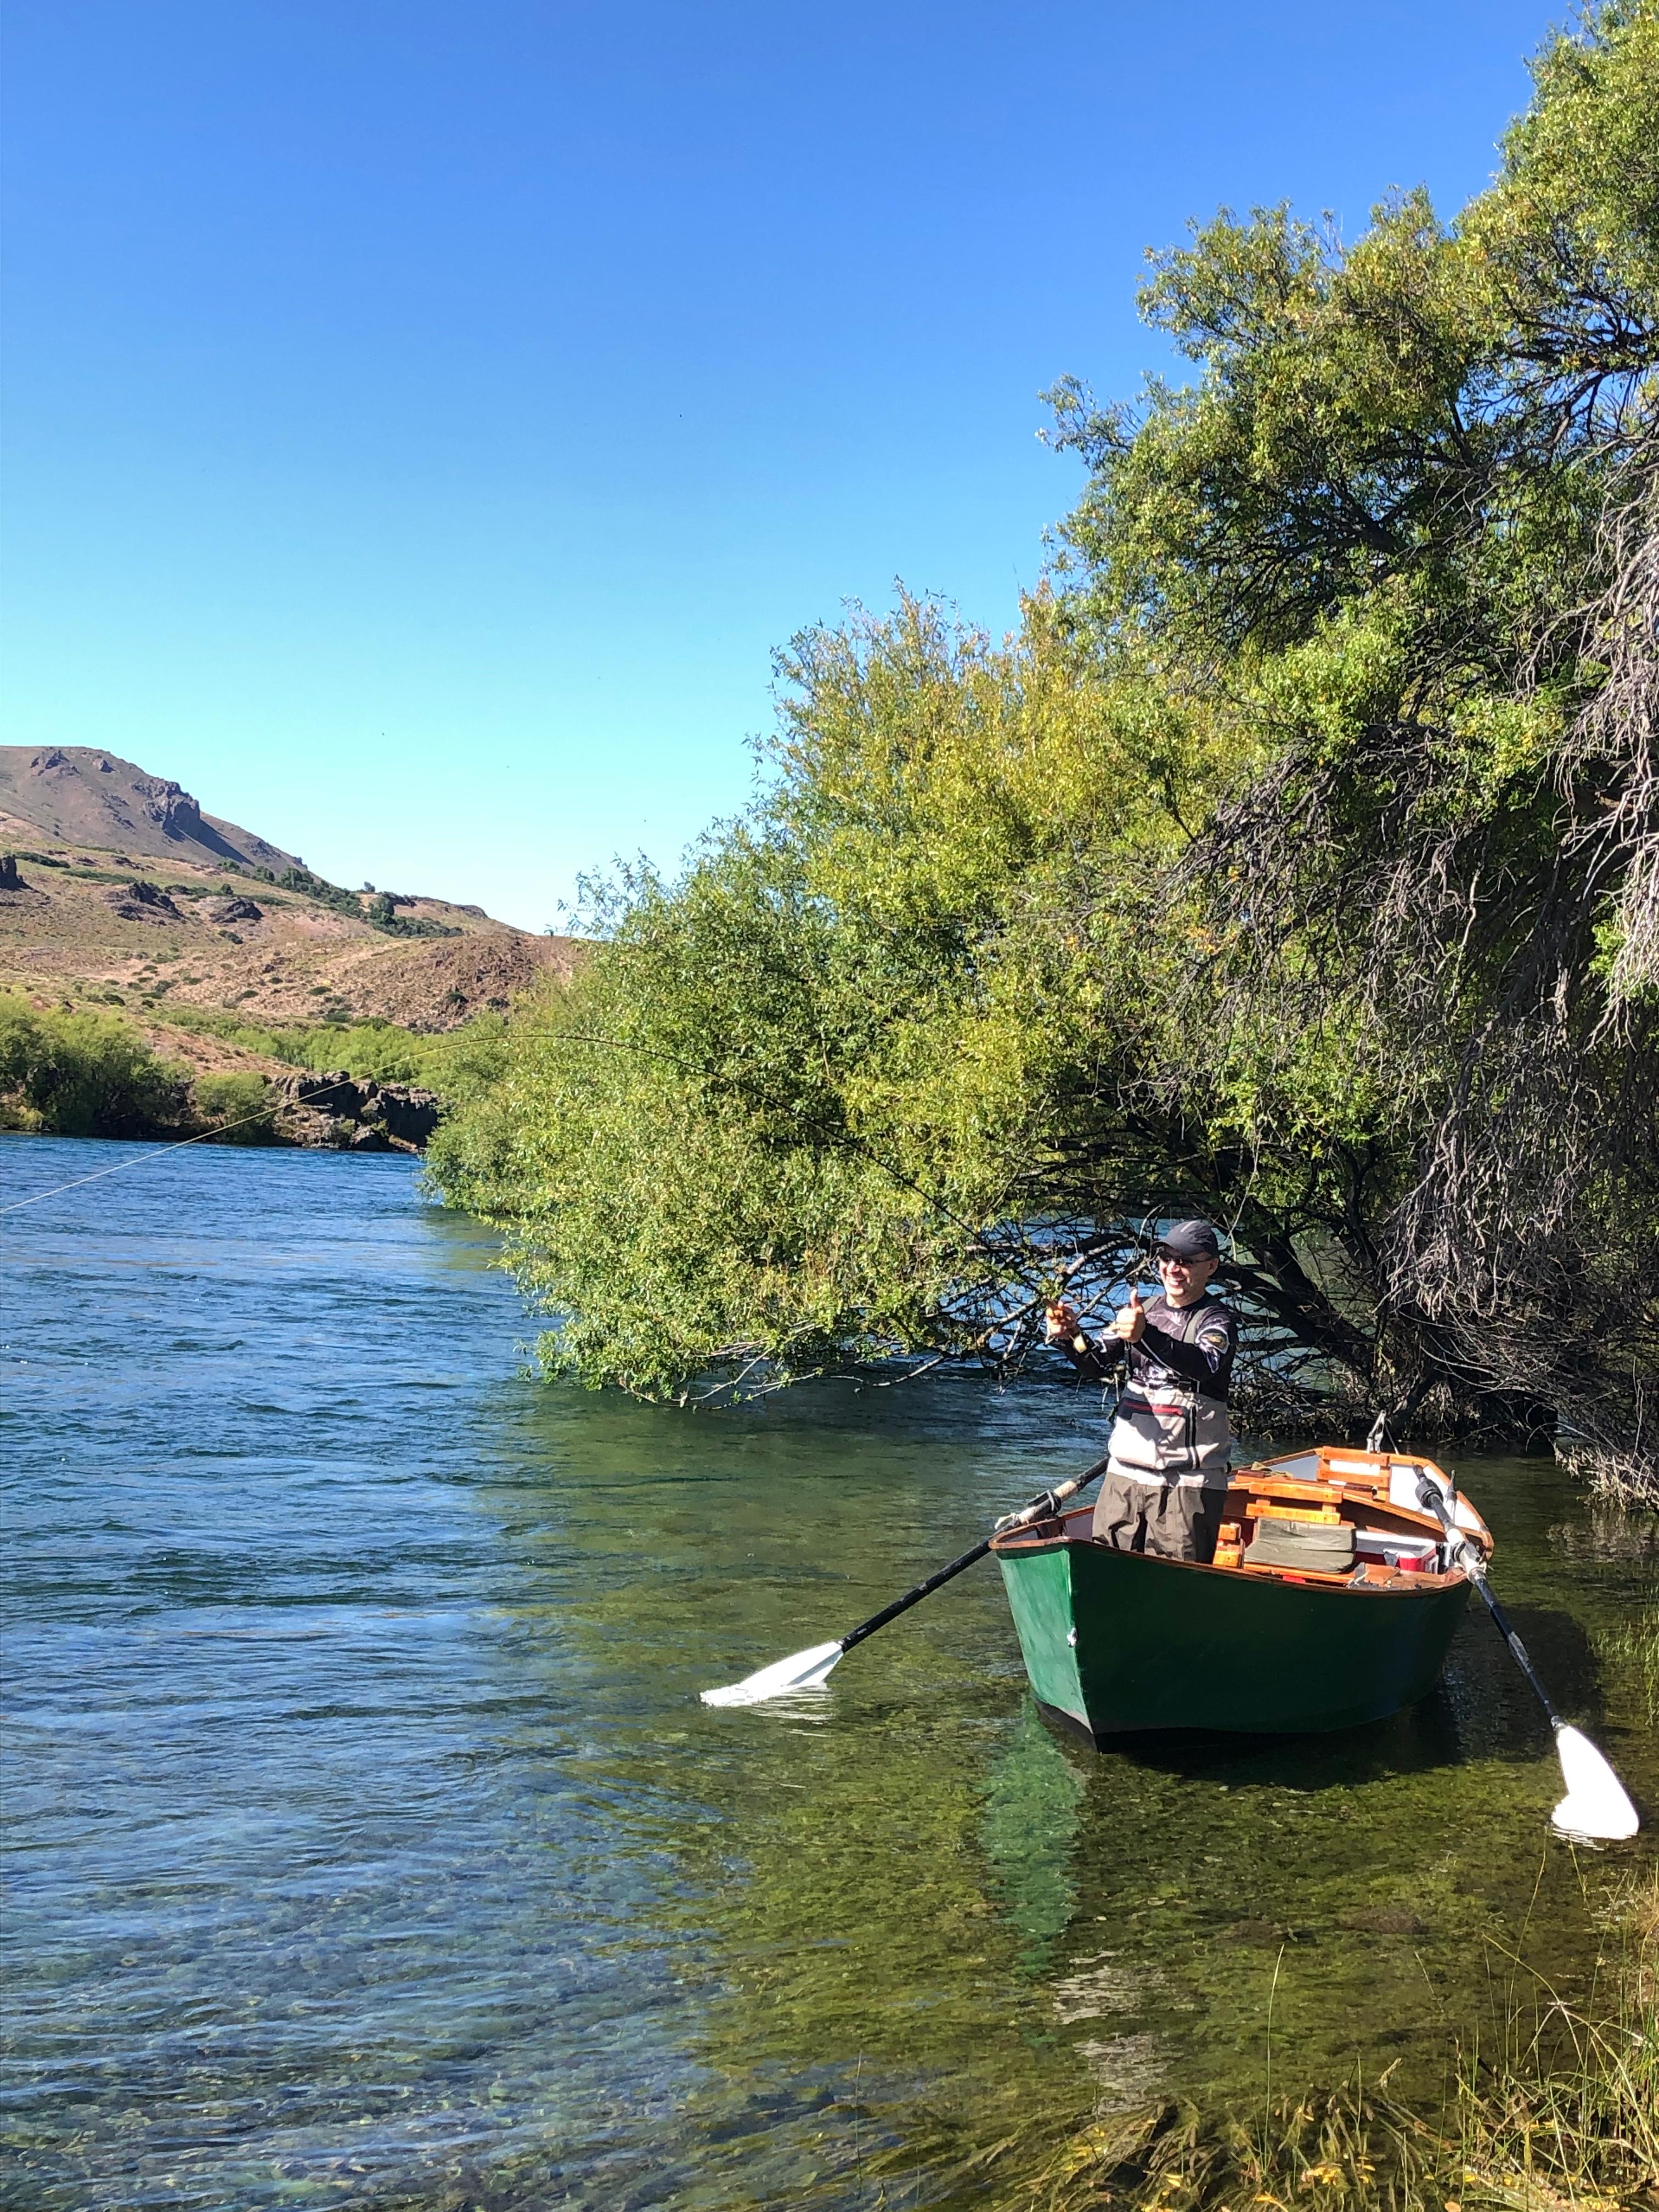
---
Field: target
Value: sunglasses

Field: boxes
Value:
[1154,1249,1211,1266]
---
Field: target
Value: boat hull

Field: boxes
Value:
[995,1538,1472,1741]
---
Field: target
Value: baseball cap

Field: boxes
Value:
[1155,1220,1222,1261]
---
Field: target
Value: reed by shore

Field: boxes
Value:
[974,1871,1658,2212]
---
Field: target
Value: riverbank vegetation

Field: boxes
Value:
[427,2,1659,1502]
[0,991,191,1138]
[162,1003,507,1100]
[0,991,504,1141]
[986,1871,1657,2212]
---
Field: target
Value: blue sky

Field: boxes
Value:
[4,0,1550,929]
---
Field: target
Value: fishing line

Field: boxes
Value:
[4,1019,1136,1362]
[0,1077,359,1217]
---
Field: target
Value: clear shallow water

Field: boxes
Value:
[2,1135,1654,2212]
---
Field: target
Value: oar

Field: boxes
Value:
[1413,1475,1640,1841]
[699,1453,1113,1707]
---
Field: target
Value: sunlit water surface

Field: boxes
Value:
[2,1136,1654,2211]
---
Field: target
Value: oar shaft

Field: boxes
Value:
[1466,1568,1561,1728]
[838,1537,995,1654]
[837,1454,1111,1657]
[1415,1477,1560,1728]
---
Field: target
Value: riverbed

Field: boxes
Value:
[3,1136,1654,2210]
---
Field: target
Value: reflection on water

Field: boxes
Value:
[2,1135,1654,2211]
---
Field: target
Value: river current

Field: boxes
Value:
[2,1136,1654,2211]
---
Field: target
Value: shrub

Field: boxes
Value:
[165,1005,504,1094]
[191,1070,279,1143]
[0,993,188,1137]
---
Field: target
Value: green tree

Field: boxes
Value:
[430,3,1658,1497]
[1043,0,1658,1489]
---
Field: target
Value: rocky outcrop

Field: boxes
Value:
[102,879,182,922]
[272,1069,442,1152]
[0,746,302,871]
[205,894,263,924]
[370,1082,443,1148]
[0,854,25,891]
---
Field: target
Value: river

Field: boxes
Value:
[2,1136,1654,2211]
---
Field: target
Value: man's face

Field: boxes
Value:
[1156,1249,1217,1305]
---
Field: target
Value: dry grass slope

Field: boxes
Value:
[0,747,580,1079]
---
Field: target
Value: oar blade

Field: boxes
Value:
[701,1639,845,1708]
[1551,1724,1640,1842]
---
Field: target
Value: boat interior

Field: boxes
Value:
[1002,1446,1492,1590]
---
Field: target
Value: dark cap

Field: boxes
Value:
[1155,1219,1221,1261]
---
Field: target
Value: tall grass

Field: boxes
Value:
[1601,1610,1659,1734]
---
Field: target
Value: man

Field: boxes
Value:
[1043,1220,1238,1561]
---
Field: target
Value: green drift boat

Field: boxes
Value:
[990,1446,1489,1743]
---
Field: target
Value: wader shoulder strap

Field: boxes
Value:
[1149,1297,1227,1402]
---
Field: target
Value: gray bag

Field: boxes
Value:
[1247,1517,1356,1572]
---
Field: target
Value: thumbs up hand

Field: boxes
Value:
[1109,1288,1148,1344]
[1043,1301,1090,1352]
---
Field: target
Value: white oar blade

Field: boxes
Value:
[1551,1724,1640,1842]
[701,1639,845,1708]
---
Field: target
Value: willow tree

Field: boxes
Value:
[1043,0,1658,1492]
[431,0,1658,1499]
[430,590,1245,1400]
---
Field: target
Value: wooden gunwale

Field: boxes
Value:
[996,1509,1472,1594]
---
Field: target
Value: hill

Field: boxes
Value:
[0,746,304,871]
[0,746,580,1080]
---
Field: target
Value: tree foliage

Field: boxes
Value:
[431,3,1659,1497]
[0,994,189,1138]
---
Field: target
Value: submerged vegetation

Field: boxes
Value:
[989,1874,1658,2212]
[427,2,1659,1501]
